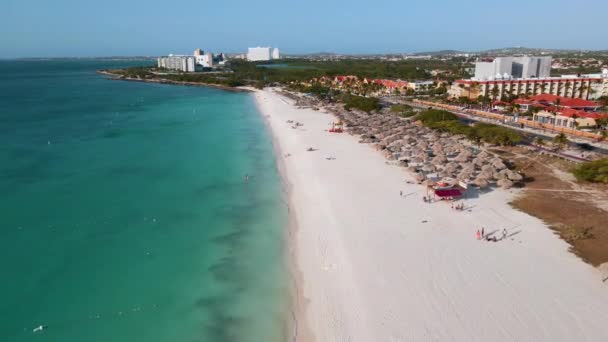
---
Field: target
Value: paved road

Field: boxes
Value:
[401,100,608,157]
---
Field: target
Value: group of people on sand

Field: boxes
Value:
[451,202,465,211]
[476,227,508,242]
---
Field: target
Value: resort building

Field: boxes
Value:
[513,94,602,112]
[474,56,552,81]
[272,47,280,60]
[407,80,435,92]
[157,55,196,72]
[247,47,277,61]
[448,74,608,101]
[194,51,213,68]
[531,109,608,129]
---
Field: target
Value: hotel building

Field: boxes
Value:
[247,47,280,61]
[157,55,196,72]
[449,69,608,101]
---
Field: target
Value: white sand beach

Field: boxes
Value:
[254,88,608,342]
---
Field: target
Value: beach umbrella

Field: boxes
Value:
[492,160,507,170]
[507,170,524,181]
[432,155,448,165]
[496,169,510,179]
[458,169,473,181]
[473,176,489,188]
[481,164,496,173]
[421,163,436,173]
[454,153,470,163]
[477,151,490,159]
[497,178,514,189]
[472,157,487,167]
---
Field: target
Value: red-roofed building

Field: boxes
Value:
[528,94,600,110]
[532,107,608,129]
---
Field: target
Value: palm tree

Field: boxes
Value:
[490,85,499,101]
[558,82,565,96]
[577,85,587,98]
[551,110,558,129]
[534,136,545,146]
[571,113,579,130]
[565,81,572,97]
[553,133,569,151]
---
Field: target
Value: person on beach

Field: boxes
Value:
[481,227,485,239]
[400,190,403,197]
[476,230,481,240]
[502,229,508,240]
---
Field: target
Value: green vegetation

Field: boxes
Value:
[534,136,546,146]
[390,104,417,117]
[472,123,523,146]
[553,133,569,151]
[571,158,608,183]
[417,109,523,146]
[417,109,459,123]
[341,94,381,113]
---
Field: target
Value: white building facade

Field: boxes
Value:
[449,74,608,101]
[474,56,552,81]
[247,47,280,61]
[157,56,196,72]
[247,47,272,61]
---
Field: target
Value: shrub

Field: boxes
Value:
[571,158,608,183]
[417,109,458,123]
[342,94,381,113]
[472,123,523,146]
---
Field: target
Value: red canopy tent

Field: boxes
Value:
[434,188,463,198]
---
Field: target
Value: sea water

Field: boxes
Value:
[0,60,288,341]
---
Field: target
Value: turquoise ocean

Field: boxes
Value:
[0,60,289,341]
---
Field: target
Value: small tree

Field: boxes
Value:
[534,136,545,146]
[553,133,569,151]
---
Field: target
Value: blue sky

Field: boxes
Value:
[1,0,607,58]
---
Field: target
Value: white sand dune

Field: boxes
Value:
[254,89,608,342]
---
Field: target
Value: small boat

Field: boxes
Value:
[33,325,46,333]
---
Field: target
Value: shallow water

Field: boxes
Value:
[0,60,288,341]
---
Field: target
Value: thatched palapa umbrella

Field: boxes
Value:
[497,178,514,189]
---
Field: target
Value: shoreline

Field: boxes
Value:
[96,70,253,93]
[254,87,608,341]
[252,90,314,342]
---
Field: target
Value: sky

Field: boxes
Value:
[1,0,607,58]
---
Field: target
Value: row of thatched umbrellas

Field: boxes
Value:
[331,106,523,190]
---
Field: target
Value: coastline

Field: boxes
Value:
[96,70,253,93]
[252,90,314,342]
[254,87,608,341]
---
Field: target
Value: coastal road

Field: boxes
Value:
[399,100,608,158]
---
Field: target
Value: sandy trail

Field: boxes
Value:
[254,89,608,342]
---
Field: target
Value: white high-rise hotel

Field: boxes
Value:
[449,56,608,100]
[247,47,280,61]
[474,56,552,81]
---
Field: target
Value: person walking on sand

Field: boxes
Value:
[400,190,403,197]
[481,227,485,239]
[476,230,481,240]
[502,228,507,240]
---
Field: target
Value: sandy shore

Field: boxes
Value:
[254,88,608,341]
